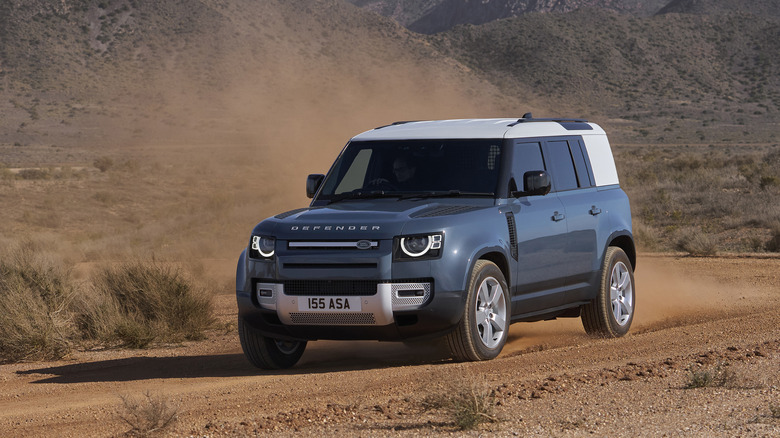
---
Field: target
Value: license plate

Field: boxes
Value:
[298,296,362,312]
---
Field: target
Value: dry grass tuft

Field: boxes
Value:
[770,404,780,419]
[118,391,179,437]
[422,377,498,430]
[676,229,718,256]
[78,261,214,348]
[0,242,76,363]
[765,223,780,252]
[684,363,738,389]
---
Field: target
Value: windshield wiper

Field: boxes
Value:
[325,190,402,204]
[396,190,495,200]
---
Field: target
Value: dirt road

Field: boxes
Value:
[2,255,778,437]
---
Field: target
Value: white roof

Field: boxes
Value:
[352,118,606,140]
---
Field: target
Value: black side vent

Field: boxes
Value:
[505,212,518,260]
[412,205,482,218]
[275,207,312,219]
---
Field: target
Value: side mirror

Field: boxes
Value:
[306,174,325,199]
[512,170,551,197]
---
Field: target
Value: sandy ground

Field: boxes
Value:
[1,254,778,437]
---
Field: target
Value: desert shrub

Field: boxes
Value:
[81,261,214,348]
[685,363,738,389]
[765,224,780,252]
[93,156,114,172]
[632,220,659,251]
[423,379,498,430]
[118,391,178,436]
[0,243,76,363]
[17,168,51,180]
[676,229,718,256]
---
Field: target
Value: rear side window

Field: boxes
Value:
[570,140,594,187]
[546,140,579,191]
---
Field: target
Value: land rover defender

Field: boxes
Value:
[236,115,636,369]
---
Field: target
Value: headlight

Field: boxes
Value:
[249,235,275,259]
[395,233,443,260]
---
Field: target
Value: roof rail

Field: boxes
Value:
[507,113,588,127]
[373,120,419,130]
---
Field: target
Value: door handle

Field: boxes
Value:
[552,211,565,222]
[589,206,602,216]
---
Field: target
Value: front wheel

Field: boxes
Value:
[238,318,306,369]
[446,260,510,361]
[581,247,635,338]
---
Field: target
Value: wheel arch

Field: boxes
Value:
[472,251,512,287]
[607,232,636,270]
[471,249,511,290]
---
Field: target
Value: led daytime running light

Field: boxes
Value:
[400,234,442,258]
[252,235,275,258]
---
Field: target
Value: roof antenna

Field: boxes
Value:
[522,112,533,119]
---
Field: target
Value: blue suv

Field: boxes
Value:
[236,115,636,369]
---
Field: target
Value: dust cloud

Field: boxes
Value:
[500,255,771,357]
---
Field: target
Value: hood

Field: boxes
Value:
[255,199,491,240]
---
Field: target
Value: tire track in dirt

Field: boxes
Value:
[1,255,779,437]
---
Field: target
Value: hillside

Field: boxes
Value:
[432,6,780,143]
[345,0,442,26]
[348,0,670,34]
[658,0,780,16]
[0,0,517,153]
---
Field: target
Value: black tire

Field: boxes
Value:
[445,260,510,361]
[581,247,635,338]
[238,317,306,369]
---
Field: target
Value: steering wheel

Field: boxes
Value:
[367,178,397,191]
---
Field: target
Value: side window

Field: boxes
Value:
[569,139,593,187]
[511,141,545,191]
[546,140,578,191]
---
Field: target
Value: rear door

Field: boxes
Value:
[542,138,601,300]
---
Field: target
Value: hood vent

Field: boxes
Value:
[412,205,482,218]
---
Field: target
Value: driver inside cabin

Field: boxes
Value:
[391,156,417,189]
[369,155,418,190]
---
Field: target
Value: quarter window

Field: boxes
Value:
[569,140,593,187]
[546,140,579,191]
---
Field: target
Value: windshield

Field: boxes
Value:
[316,139,503,201]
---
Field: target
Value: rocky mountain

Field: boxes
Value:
[347,0,670,34]
[0,0,778,149]
[432,5,779,141]
[345,0,442,26]
[0,0,511,149]
[657,0,780,16]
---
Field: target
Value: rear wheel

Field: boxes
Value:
[446,260,510,361]
[581,247,635,337]
[238,317,306,369]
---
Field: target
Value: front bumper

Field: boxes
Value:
[236,245,466,341]
[255,280,432,326]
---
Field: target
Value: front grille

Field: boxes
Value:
[282,280,379,296]
[287,240,379,250]
[289,312,376,325]
[283,263,378,269]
